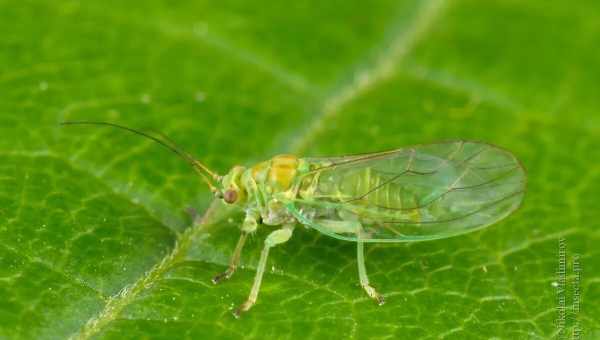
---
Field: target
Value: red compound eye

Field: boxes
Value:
[223,189,238,204]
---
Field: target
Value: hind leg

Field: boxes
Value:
[311,219,385,305]
[357,238,385,305]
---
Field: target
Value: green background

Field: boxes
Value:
[1,0,599,339]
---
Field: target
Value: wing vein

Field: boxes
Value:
[382,189,524,225]
[374,167,521,212]
[339,142,467,204]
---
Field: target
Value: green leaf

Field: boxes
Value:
[1,0,599,339]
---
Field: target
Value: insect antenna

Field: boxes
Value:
[146,128,219,178]
[60,121,221,193]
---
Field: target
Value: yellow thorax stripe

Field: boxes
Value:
[268,154,299,190]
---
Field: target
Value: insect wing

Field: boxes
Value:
[289,141,526,242]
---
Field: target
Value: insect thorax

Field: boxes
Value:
[241,154,306,225]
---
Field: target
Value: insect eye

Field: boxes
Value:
[223,189,238,204]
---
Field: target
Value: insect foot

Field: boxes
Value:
[232,299,255,319]
[362,284,386,306]
[211,270,233,284]
[375,294,386,306]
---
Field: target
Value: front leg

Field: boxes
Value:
[212,231,248,284]
[212,211,259,284]
[234,224,294,318]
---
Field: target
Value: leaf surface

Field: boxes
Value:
[1,0,599,339]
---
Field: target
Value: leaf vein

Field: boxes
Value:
[290,0,449,153]
[69,200,220,340]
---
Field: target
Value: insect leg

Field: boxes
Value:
[212,212,258,284]
[212,232,249,284]
[316,219,361,234]
[233,224,294,318]
[299,218,384,304]
[357,234,385,305]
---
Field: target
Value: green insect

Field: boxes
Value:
[62,121,527,317]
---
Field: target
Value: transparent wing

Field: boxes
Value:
[287,141,526,242]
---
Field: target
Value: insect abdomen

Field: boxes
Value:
[348,168,406,207]
[318,167,420,220]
